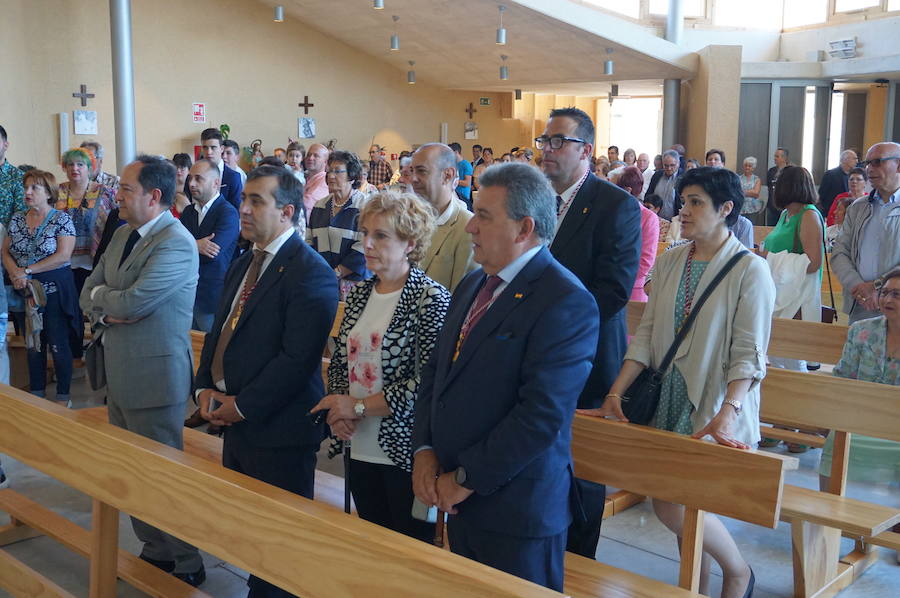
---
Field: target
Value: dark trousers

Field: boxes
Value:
[566,478,606,557]
[27,291,73,395]
[448,516,566,592]
[223,437,317,598]
[347,459,434,542]
[72,267,91,297]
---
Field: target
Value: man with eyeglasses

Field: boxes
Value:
[537,107,641,559]
[833,142,900,323]
[646,149,681,219]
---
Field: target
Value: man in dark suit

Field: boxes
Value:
[197,128,243,210]
[412,162,599,591]
[818,149,857,217]
[180,158,239,332]
[195,166,338,598]
[766,147,791,225]
[539,107,641,559]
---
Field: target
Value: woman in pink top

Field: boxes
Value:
[617,167,658,302]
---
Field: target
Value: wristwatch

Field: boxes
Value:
[24,268,32,275]
[454,466,472,489]
[353,399,366,418]
[723,398,743,414]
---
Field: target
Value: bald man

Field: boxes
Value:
[410,143,476,291]
[832,141,900,323]
[303,143,330,223]
[818,149,858,217]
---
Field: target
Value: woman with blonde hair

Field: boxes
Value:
[312,190,451,541]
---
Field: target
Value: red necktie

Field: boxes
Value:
[454,275,503,361]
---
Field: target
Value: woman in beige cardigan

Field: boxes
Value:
[581,167,775,598]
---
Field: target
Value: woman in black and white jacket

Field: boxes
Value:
[312,191,450,541]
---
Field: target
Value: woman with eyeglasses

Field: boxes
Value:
[306,150,370,298]
[818,268,900,552]
[825,167,867,227]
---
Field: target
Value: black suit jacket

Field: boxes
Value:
[550,173,641,407]
[179,197,240,313]
[818,166,849,216]
[195,232,339,448]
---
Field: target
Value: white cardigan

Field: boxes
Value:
[626,234,776,445]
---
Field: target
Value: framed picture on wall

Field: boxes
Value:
[73,110,98,135]
[464,120,478,140]
[298,117,316,139]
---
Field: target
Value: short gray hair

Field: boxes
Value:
[743,156,757,168]
[662,149,680,162]
[80,140,103,160]
[477,162,556,243]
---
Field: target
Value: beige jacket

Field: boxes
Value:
[420,199,475,292]
[626,234,775,445]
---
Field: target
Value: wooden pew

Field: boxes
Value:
[761,368,900,598]
[568,415,795,595]
[0,388,562,598]
[0,393,710,598]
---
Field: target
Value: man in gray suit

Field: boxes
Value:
[80,155,205,586]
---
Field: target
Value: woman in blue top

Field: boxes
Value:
[306,150,370,298]
[2,170,80,406]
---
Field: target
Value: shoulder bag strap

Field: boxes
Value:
[657,250,750,372]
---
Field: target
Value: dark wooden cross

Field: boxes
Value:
[465,102,477,119]
[298,96,315,114]
[72,84,95,107]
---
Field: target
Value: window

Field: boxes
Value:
[648,0,706,18]
[714,0,783,29]
[783,0,827,28]
[582,0,640,19]
[889,0,900,11]
[834,0,879,12]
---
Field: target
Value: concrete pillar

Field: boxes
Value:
[109,0,136,168]
[685,45,743,168]
[662,0,684,150]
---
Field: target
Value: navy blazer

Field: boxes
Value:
[180,196,240,313]
[195,232,339,448]
[412,247,599,538]
[550,173,641,408]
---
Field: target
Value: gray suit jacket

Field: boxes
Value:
[80,211,199,409]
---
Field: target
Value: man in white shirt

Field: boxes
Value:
[410,143,475,291]
[637,152,654,199]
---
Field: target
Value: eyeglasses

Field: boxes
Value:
[878,288,900,300]
[534,135,586,151]
[860,156,900,168]
[326,169,348,175]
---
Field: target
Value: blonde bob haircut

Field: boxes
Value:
[358,191,435,266]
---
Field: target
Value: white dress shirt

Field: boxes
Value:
[194,194,220,226]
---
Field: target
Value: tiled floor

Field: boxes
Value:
[0,376,897,597]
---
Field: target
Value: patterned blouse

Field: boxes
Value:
[834,316,900,386]
[0,160,25,227]
[327,267,451,472]
[7,209,75,294]
[740,174,764,214]
[56,182,116,268]
[306,190,369,289]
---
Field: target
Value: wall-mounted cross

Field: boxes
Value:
[465,102,477,119]
[72,84,95,107]
[298,96,315,114]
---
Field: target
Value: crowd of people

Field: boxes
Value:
[0,115,897,598]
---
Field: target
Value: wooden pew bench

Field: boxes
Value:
[567,414,796,595]
[761,368,900,598]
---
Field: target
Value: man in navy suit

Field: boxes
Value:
[412,162,599,591]
[195,166,338,598]
[539,107,641,559]
[180,158,239,332]
[198,128,243,210]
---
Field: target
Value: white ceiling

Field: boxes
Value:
[260,0,695,97]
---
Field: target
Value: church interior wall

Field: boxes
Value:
[3,0,526,175]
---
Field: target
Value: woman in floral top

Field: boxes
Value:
[57,147,116,294]
[312,191,450,541]
[819,267,900,488]
[2,170,81,406]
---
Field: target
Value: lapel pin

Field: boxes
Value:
[514,292,523,299]
[278,266,285,273]
[582,207,589,214]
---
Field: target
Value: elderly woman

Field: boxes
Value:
[2,170,80,407]
[57,147,116,294]
[617,166,658,302]
[739,157,764,224]
[312,191,451,541]
[826,167,867,227]
[583,167,774,598]
[307,150,370,298]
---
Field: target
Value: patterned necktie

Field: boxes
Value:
[454,275,503,361]
[118,229,141,268]
[210,249,267,385]
[556,195,563,215]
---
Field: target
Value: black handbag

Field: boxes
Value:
[622,250,750,425]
